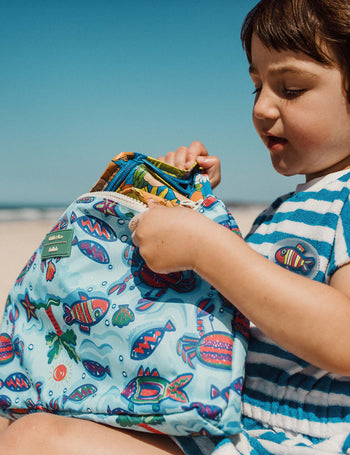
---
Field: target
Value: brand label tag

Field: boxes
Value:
[42,229,74,260]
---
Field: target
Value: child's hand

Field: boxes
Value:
[158,141,221,189]
[129,200,207,274]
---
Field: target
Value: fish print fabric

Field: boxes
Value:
[0,190,248,436]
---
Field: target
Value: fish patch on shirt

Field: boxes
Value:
[270,238,319,279]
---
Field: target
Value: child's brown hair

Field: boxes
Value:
[241,0,350,102]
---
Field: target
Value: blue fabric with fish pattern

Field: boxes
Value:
[0,188,248,436]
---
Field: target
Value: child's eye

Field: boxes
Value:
[283,88,306,99]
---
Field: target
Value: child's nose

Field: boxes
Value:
[253,88,279,121]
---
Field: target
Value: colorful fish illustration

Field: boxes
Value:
[82,359,111,380]
[76,196,95,204]
[24,382,47,413]
[196,298,215,336]
[275,243,315,274]
[130,320,176,360]
[0,372,31,392]
[71,211,117,241]
[63,292,110,333]
[124,245,196,299]
[41,259,57,281]
[234,310,250,341]
[62,384,97,404]
[0,333,23,365]
[0,395,11,410]
[93,199,133,219]
[108,274,134,296]
[177,332,233,370]
[139,267,196,295]
[15,252,37,285]
[182,402,222,421]
[210,376,244,403]
[122,366,193,412]
[112,305,135,328]
[50,214,68,233]
[72,237,110,264]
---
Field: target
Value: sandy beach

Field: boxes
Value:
[0,205,264,318]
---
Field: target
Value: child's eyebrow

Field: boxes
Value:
[249,63,317,79]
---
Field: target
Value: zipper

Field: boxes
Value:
[80,191,203,212]
[85,191,148,212]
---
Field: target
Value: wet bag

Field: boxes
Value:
[0,152,249,436]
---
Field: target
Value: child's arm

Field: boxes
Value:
[131,144,350,376]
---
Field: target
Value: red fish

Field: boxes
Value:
[275,243,315,274]
[63,292,109,333]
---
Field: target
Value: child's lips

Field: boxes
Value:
[266,135,288,151]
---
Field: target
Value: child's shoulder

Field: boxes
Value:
[247,169,350,235]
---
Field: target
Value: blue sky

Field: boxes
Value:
[1,0,301,206]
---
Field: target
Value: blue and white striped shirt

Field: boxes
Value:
[175,170,350,454]
[243,169,350,440]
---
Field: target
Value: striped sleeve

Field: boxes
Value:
[328,193,350,278]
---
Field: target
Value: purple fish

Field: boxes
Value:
[82,359,111,379]
[0,333,23,365]
[182,402,222,421]
[72,237,110,264]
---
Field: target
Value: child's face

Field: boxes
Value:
[249,34,350,181]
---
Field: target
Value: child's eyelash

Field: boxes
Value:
[251,87,305,98]
[283,88,306,100]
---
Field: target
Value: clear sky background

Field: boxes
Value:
[1,0,301,206]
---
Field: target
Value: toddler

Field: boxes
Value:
[2,0,350,453]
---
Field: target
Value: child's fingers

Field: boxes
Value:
[158,141,208,170]
[185,141,208,168]
[129,213,143,233]
[158,148,187,168]
[196,155,221,189]
[129,200,161,246]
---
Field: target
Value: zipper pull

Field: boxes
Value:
[179,199,203,210]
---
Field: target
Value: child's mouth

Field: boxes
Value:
[267,136,288,151]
